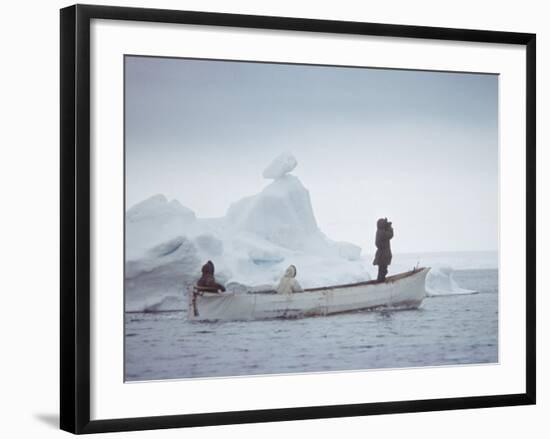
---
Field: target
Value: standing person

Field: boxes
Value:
[373,218,394,282]
[197,260,226,292]
[276,265,303,295]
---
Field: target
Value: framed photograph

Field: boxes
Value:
[60,4,536,434]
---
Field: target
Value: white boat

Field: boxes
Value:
[188,267,430,321]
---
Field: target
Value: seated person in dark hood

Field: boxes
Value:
[197,260,226,292]
[373,218,393,282]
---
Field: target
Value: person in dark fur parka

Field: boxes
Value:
[197,260,226,292]
[373,218,394,282]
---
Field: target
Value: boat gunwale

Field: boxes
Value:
[303,267,428,292]
[238,267,429,295]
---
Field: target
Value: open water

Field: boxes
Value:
[125,268,498,381]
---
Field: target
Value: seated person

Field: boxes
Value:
[197,260,226,292]
[276,265,303,295]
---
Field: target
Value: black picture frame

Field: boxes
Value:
[60,4,536,434]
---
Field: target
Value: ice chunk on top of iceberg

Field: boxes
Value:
[262,152,298,179]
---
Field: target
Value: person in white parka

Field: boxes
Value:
[276,265,303,295]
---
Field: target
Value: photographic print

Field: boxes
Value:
[124,56,498,382]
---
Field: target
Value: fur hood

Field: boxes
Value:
[283,265,297,278]
[277,265,302,294]
[201,260,215,275]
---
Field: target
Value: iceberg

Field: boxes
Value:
[425,265,477,296]
[125,153,369,312]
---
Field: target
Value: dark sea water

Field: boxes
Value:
[125,269,498,381]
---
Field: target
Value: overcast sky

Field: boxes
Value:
[125,55,498,254]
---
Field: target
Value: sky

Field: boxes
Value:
[125,55,498,254]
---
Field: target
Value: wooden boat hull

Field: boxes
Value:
[188,267,430,321]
